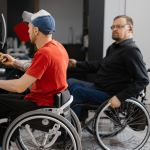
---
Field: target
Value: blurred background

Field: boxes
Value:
[0,0,150,101]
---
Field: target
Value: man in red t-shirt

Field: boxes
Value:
[0,10,69,116]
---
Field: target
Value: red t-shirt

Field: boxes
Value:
[25,40,69,106]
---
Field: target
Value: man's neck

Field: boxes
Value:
[115,36,133,44]
[35,34,52,49]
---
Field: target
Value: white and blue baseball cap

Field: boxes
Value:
[22,9,55,35]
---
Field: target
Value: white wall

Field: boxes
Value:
[39,0,83,44]
[104,0,150,102]
[126,0,150,102]
[103,0,126,56]
[126,0,150,69]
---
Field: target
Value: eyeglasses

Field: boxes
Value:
[110,24,128,30]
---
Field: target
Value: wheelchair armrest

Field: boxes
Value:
[52,95,73,115]
[54,89,73,115]
[59,95,73,111]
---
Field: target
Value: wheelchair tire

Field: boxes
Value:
[70,109,82,138]
[2,110,82,150]
[94,98,150,150]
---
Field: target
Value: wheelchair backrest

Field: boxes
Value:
[54,89,71,107]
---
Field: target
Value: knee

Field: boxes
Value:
[71,87,85,105]
[67,78,78,86]
[67,78,80,93]
[71,86,86,99]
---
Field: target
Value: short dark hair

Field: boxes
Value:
[114,15,133,26]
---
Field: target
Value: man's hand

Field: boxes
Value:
[0,52,15,66]
[109,96,121,108]
[69,59,77,68]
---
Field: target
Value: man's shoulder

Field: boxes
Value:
[125,39,140,49]
[122,45,142,58]
[121,40,140,52]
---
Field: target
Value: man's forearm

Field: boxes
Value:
[0,79,22,93]
[13,59,31,72]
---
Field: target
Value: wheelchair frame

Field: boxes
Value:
[80,94,150,150]
[1,95,82,150]
[95,98,150,150]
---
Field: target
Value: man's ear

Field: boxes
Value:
[129,25,133,32]
[128,25,133,34]
[33,27,39,35]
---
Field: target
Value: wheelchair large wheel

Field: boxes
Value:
[70,109,82,137]
[2,110,82,150]
[94,98,150,150]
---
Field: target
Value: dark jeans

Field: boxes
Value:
[0,93,42,117]
[68,78,110,121]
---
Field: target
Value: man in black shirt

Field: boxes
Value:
[68,15,149,120]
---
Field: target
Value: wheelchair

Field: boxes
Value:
[0,89,82,150]
[78,91,150,150]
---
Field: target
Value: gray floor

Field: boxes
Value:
[81,104,150,150]
[81,129,150,150]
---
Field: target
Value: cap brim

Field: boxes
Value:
[22,11,33,23]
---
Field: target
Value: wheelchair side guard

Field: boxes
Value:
[36,95,73,115]
[54,89,71,107]
[53,95,73,115]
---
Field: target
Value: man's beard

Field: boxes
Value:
[30,35,36,44]
[112,35,120,41]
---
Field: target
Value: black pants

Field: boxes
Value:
[0,93,41,144]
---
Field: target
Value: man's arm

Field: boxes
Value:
[116,48,149,101]
[69,59,101,73]
[13,59,31,72]
[0,52,31,71]
[0,73,36,93]
[108,48,149,108]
